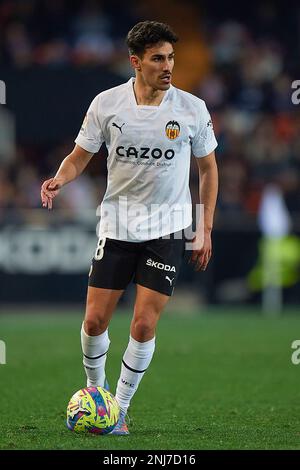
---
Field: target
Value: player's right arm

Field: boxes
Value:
[40,144,94,210]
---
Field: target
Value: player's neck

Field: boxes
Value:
[133,78,166,106]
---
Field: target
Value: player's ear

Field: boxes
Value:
[130,55,141,72]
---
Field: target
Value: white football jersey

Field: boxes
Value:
[75,78,217,241]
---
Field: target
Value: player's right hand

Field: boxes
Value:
[41,177,63,210]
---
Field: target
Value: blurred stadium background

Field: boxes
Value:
[1,0,300,451]
[1,0,300,310]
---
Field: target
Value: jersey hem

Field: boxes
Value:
[98,221,193,242]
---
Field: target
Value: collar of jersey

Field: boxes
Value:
[127,77,172,109]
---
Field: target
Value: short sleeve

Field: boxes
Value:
[192,103,218,158]
[75,95,104,153]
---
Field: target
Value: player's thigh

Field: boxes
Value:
[131,284,170,335]
[84,286,124,332]
[134,283,170,315]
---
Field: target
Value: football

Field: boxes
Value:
[66,386,120,434]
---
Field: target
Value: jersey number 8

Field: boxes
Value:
[94,237,106,261]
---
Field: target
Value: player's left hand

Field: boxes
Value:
[189,231,212,271]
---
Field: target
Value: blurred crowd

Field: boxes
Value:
[193,16,300,222]
[0,0,137,67]
[1,0,300,227]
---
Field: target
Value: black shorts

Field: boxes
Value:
[88,232,186,296]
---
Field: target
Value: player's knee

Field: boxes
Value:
[84,317,108,336]
[132,313,157,341]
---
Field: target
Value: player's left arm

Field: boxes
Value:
[190,151,218,271]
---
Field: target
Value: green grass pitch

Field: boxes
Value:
[0,308,300,450]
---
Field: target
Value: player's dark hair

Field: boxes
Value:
[126,21,178,57]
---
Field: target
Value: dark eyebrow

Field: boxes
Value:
[151,52,175,58]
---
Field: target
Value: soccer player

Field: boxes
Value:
[41,21,218,435]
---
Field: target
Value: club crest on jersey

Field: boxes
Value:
[165,121,180,140]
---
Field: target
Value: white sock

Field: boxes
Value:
[81,323,110,388]
[115,335,156,413]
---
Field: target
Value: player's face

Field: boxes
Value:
[136,42,175,91]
